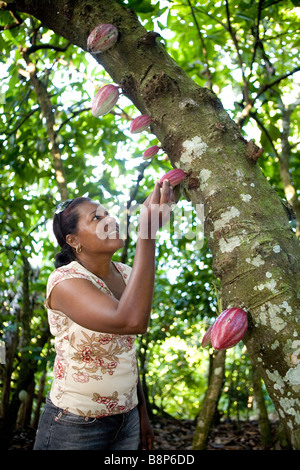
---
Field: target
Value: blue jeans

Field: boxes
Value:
[33,397,141,450]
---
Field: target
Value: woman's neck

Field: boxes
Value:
[75,253,115,280]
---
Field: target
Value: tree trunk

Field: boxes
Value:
[0,288,21,418]
[21,49,69,201]
[16,380,34,429]
[226,361,235,422]
[0,257,50,449]
[277,97,300,237]
[32,368,47,429]
[11,0,300,449]
[137,333,153,418]
[193,349,226,450]
[251,360,272,448]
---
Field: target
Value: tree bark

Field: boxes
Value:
[9,0,300,449]
[251,359,272,448]
[193,349,226,450]
[32,368,46,429]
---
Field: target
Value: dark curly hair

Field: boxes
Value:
[53,197,92,268]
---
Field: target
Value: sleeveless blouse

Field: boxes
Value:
[44,260,138,418]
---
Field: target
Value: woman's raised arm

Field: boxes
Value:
[49,180,174,334]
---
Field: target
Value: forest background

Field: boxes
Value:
[0,0,299,451]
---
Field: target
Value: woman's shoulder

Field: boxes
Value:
[114,261,132,270]
[49,260,84,276]
[47,260,132,291]
[114,261,132,279]
[47,261,91,288]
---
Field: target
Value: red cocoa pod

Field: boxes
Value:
[211,308,248,350]
[142,145,160,159]
[92,84,119,117]
[130,115,151,134]
[201,324,214,348]
[159,169,186,187]
[87,24,118,53]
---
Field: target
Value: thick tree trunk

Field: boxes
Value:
[11,0,300,449]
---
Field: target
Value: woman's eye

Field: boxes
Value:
[93,211,109,221]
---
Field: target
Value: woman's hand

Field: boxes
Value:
[139,179,175,239]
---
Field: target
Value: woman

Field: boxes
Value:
[33,179,174,451]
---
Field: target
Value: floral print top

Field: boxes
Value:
[45,260,138,418]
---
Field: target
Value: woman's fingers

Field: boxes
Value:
[139,179,176,236]
[159,179,171,205]
[144,179,174,207]
[150,180,163,205]
[142,181,160,208]
[169,184,175,205]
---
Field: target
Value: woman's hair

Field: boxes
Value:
[53,197,92,268]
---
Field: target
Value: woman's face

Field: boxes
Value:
[68,200,124,254]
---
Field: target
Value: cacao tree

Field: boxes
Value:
[165,0,300,236]
[1,0,300,449]
[156,2,300,445]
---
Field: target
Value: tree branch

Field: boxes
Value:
[238,65,300,127]
[0,3,23,30]
[224,0,250,104]
[56,105,90,133]
[25,41,71,56]
[250,110,279,158]
[21,47,69,200]
[254,66,300,103]
[4,107,40,138]
[186,0,213,89]
[250,0,264,74]
[192,4,228,31]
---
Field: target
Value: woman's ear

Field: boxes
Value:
[65,234,78,250]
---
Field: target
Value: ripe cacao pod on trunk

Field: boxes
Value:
[130,115,151,134]
[143,145,160,159]
[159,169,186,187]
[201,324,213,348]
[87,24,118,53]
[92,84,119,117]
[211,308,248,350]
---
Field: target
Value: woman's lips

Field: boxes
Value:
[109,230,119,236]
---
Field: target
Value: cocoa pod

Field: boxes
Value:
[143,145,160,159]
[92,84,119,117]
[201,324,213,348]
[211,308,248,350]
[159,169,186,187]
[130,115,151,134]
[87,24,118,53]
